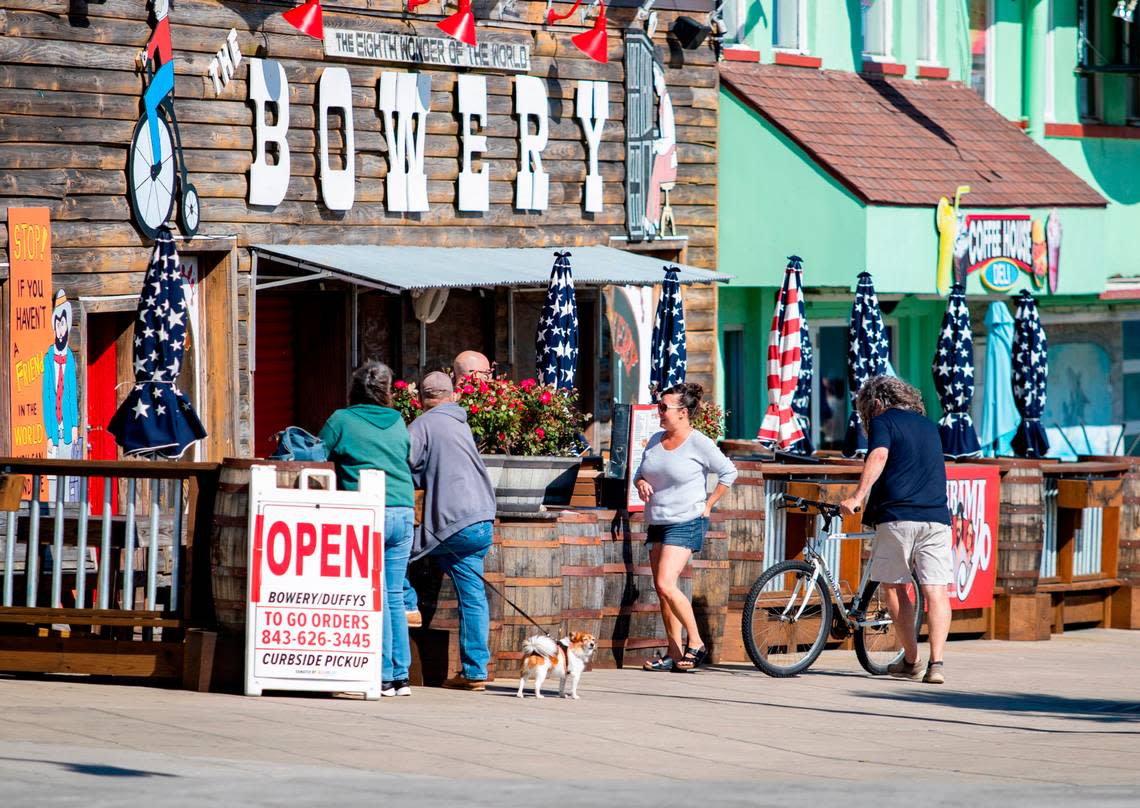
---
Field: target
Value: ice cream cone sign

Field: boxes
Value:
[936,185,970,296]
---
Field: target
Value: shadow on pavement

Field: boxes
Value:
[0,757,178,779]
[854,690,1140,724]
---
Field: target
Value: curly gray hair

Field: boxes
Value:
[855,375,925,433]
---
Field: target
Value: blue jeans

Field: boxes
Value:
[429,521,493,680]
[403,578,418,612]
[383,507,415,683]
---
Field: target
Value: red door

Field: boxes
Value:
[86,314,122,515]
[254,295,297,458]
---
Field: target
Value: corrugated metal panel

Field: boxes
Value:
[762,480,787,592]
[1073,507,1104,577]
[253,244,731,290]
[1042,479,1057,579]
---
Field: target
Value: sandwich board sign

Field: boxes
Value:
[244,465,385,699]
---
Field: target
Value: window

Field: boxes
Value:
[917,0,937,63]
[773,0,805,52]
[968,0,992,100]
[862,0,892,59]
[722,0,748,46]
[1077,0,1099,121]
[809,321,896,451]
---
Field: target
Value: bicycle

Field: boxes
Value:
[741,494,924,677]
[127,23,200,240]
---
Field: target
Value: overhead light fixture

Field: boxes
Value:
[438,0,478,46]
[547,0,608,64]
[282,0,324,40]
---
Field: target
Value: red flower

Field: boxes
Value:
[469,404,480,414]
[479,382,490,394]
[497,432,506,442]
[488,396,497,406]
[463,384,475,395]
[394,380,408,390]
[535,427,545,439]
[520,378,537,390]
[539,391,553,405]
[411,398,421,409]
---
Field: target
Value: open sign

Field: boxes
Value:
[245,466,385,699]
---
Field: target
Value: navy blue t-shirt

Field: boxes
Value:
[864,408,951,526]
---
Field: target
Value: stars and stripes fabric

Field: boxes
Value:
[107,226,206,457]
[931,284,981,458]
[649,267,686,400]
[842,271,890,457]
[757,256,805,449]
[1011,290,1050,458]
[535,251,579,389]
[791,290,815,455]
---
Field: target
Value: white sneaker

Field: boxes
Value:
[394,679,412,696]
[380,681,397,697]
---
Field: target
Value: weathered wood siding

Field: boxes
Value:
[0,0,719,455]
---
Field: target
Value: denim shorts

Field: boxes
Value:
[646,516,709,552]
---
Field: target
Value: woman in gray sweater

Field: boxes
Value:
[634,383,737,672]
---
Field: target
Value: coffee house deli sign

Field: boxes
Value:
[131,23,676,241]
[935,204,1062,295]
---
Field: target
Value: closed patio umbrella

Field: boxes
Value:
[791,272,814,455]
[535,251,578,389]
[1011,290,1050,458]
[931,284,981,458]
[842,272,890,457]
[107,226,206,457]
[979,301,1020,456]
[757,256,805,449]
[648,267,686,399]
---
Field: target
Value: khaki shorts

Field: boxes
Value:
[869,521,953,586]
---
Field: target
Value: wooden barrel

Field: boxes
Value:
[493,519,563,670]
[691,522,730,663]
[995,462,1045,594]
[599,512,692,668]
[718,461,765,611]
[559,512,605,656]
[209,458,331,634]
[1118,464,1140,585]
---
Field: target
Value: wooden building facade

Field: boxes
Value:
[0,0,721,461]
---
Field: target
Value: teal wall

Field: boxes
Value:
[718,91,866,287]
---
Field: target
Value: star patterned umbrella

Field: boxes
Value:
[649,267,686,400]
[108,226,206,457]
[535,251,579,389]
[931,284,981,458]
[1011,290,1050,458]
[757,256,805,449]
[842,271,890,457]
[791,289,815,455]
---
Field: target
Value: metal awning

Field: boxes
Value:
[252,244,730,292]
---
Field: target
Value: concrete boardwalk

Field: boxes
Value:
[0,630,1138,806]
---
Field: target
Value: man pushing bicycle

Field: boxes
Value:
[840,376,952,685]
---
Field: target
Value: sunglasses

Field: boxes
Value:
[657,403,685,412]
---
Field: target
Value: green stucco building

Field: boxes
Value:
[717,0,1140,456]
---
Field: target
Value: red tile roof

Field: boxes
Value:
[720,63,1106,208]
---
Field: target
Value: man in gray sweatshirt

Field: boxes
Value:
[408,371,497,690]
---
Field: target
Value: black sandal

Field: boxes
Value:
[642,653,675,672]
[673,645,707,672]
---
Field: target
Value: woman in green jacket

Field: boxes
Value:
[319,361,416,697]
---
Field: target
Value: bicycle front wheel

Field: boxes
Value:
[853,570,925,676]
[742,560,832,677]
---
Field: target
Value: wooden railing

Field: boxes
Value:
[0,458,220,680]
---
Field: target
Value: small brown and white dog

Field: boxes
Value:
[516,632,597,700]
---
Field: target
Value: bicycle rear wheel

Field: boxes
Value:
[853,570,925,676]
[742,560,832,677]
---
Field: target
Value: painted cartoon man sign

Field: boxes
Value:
[42,289,79,467]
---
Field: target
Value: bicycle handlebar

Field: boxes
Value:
[778,494,859,516]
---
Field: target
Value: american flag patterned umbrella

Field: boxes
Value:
[107,226,206,457]
[931,284,981,458]
[791,290,815,455]
[649,267,686,400]
[535,251,579,389]
[1011,289,1050,458]
[757,256,805,449]
[842,271,890,457]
